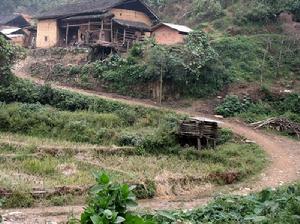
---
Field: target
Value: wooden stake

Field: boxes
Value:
[197,138,201,150]
[123,29,126,44]
[159,65,163,105]
[66,23,69,46]
[111,20,113,42]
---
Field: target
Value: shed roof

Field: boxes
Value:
[0,27,22,35]
[35,0,159,22]
[0,14,31,28]
[0,32,11,40]
[153,22,193,33]
[61,12,113,22]
[113,18,150,31]
[0,15,18,24]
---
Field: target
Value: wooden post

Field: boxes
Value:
[100,20,104,41]
[111,20,113,42]
[123,29,126,44]
[197,137,202,150]
[66,23,69,46]
[159,65,163,106]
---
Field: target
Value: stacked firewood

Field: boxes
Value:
[251,117,300,138]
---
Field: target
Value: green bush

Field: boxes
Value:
[150,182,300,223]
[236,0,300,23]
[25,32,229,99]
[215,95,252,117]
[3,191,34,208]
[0,100,180,152]
[79,173,154,224]
[217,128,234,145]
[218,92,300,129]
[0,36,19,85]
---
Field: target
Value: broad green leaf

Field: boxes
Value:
[91,215,102,224]
[103,209,113,219]
[115,216,126,223]
[100,173,110,184]
[157,211,176,221]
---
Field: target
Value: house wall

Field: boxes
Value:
[36,19,59,48]
[10,35,26,47]
[111,8,152,26]
[152,26,186,45]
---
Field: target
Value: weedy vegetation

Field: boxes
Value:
[70,173,300,224]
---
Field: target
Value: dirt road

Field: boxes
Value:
[1,67,299,223]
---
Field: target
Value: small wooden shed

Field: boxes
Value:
[178,117,219,150]
[151,23,192,45]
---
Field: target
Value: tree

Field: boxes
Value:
[0,36,17,85]
[193,0,224,20]
[183,30,218,76]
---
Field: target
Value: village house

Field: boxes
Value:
[35,0,193,51]
[151,23,193,45]
[0,14,35,47]
[35,0,159,51]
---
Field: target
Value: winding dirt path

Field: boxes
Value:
[1,65,299,223]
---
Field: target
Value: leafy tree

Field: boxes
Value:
[0,36,17,85]
[193,0,224,20]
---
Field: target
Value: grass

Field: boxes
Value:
[0,80,266,208]
[0,131,266,208]
[0,102,179,151]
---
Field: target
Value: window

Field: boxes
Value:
[44,36,48,42]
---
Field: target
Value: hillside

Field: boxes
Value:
[1,1,300,223]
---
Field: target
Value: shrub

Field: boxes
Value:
[3,191,34,208]
[193,0,224,21]
[217,128,234,145]
[215,95,252,117]
[151,183,300,223]
[79,173,154,224]
[0,36,18,85]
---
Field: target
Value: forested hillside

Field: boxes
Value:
[2,0,300,26]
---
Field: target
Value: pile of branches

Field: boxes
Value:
[251,117,300,138]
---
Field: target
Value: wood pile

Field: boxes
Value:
[251,117,300,138]
[178,118,219,150]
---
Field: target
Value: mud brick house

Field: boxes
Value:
[152,23,192,45]
[0,14,35,47]
[35,0,159,51]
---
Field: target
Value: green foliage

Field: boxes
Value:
[0,102,179,150]
[193,0,224,21]
[217,92,300,131]
[215,95,252,117]
[217,128,234,145]
[80,173,154,224]
[150,183,300,223]
[0,36,17,85]
[28,31,228,99]
[0,78,158,115]
[2,191,34,209]
[237,0,300,23]
[0,0,81,15]
[0,198,3,223]
[213,34,300,82]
